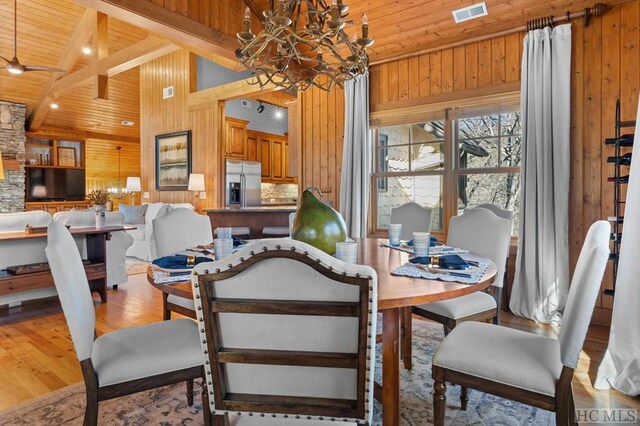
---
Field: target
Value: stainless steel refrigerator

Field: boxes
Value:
[225,159,262,207]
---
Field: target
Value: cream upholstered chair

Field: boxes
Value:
[153,208,213,319]
[45,222,208,426]
[390,202,433,240]
[432,220,611,426]
[473,204,514,306]
[475,203,514,221]
[191,238,377,425]
[413,207,512,333]
[53,211,133,289]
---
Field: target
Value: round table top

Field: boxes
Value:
[147,238,497,310]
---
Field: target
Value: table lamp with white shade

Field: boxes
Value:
[126,177,141,205]
[188,173,206,209]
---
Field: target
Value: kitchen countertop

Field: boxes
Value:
[203,206,297,213]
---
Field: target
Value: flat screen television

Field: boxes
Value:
[26,168,86,201]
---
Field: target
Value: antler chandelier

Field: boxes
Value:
[236,0,374,92]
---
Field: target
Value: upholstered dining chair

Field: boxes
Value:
[45,222,208,426]
[413,207,512,334]
[191,238,378,425]
[153,207,213,319]
[473,203,514,307]
[431,220,611,426]
[390,202,433,240]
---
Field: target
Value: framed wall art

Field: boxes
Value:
[57,147,76,167]
[155,130,192,190]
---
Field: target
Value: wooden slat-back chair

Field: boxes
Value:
[192,239,378,425]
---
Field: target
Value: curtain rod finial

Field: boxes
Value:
[584,3,608,28]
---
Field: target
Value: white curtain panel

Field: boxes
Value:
[340,73,373,238]
[510,24,571,324]
[595,95,640,396]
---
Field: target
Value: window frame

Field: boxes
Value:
[369,101,521,239]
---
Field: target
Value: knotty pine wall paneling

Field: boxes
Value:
[140,50,193,205]
[364,1,639,324]
[85,139,141,208]
[299,84,344,209]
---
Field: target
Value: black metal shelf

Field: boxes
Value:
[605,99,635,297]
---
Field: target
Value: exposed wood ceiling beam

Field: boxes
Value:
[69,0,238,69]
[93,12,109,100]
[50,36,179,100]
[27,127,140,144]
[27,9,96,131]
[188,76,282,110]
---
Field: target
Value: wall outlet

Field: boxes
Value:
[162,86,174,99]
[143,192,150,199]
[199,191,207,199]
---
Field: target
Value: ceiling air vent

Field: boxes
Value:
[452,2,488,23]
[241,99,252,109]
[121,120,135,126]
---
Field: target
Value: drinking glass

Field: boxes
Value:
[412,232,430,258]
[335,241,358,263]
[214,238,234,260]
[217,227,233,239]
[388,223,402,246]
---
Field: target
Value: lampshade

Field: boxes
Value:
[188,173,205,192]
[126,176,141,192]
[0,150,4,181]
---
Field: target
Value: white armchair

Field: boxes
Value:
[192,238,378,425]
[125,202,195,261]
[53,211,133,289]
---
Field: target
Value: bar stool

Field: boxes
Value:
[214,227,251,238]
[262,212,296,237]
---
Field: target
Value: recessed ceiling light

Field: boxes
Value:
[121,120,135,126]
[82,46,92,55]
[50,102,59,109]
[274,109,284,119]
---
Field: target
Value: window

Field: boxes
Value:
[455,112,521,235]
[372,108,521,236]
[374,120,445,231]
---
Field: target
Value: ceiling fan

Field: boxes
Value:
[1,0,66,75]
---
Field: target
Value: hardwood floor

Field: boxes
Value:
[0,272,637,419]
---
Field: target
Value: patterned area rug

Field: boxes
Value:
[126,256,149,276]
[0,319,554,425]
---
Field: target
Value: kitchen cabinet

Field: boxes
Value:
[247,134,258,162]
[225,117,249,159]
[259,137,271,178]
[271,139,285,180]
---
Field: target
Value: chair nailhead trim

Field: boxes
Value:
[203,269,209,274]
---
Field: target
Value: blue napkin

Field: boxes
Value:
[406,236,438,247]
[152,255,211,270]
[437,254,470,270]
[408,256,431,265]
[233,236,244,247]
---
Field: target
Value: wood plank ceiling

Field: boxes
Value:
[0,0,627,141]
[0,0,147,139]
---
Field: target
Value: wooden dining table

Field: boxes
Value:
[147,237,497,426]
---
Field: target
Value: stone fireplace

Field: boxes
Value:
[0,101,26,213]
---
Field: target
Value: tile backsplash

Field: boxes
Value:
[261,183,298,204]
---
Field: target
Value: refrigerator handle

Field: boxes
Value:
[241,173,246,208]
